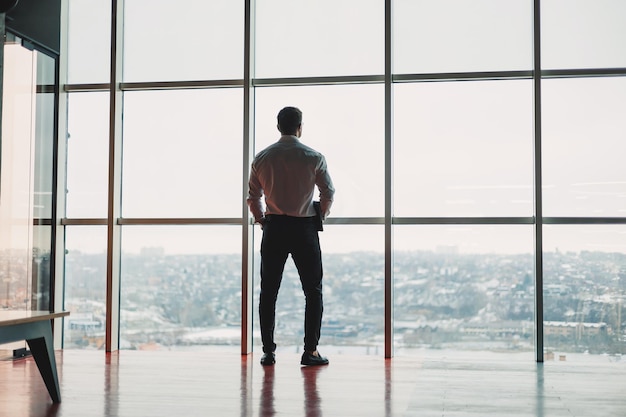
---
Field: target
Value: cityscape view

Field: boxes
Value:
[56,248,626,362]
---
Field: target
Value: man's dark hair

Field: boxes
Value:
[277,106,302,135]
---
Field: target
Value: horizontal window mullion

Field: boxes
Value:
[543,217,626,225]
[64,83,111,92]
[393,70,533,83]
[393,217,535,225]
[117,218,243,225]
[63,68,626,93]
[542,68,626,79]
[120,79,243,91]
[253,75,385,87]
[61,218,108,225]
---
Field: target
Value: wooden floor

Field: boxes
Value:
[0,349,624,417]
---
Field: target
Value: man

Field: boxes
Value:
[247,106,335,366]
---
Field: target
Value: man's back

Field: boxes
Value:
[248,135,334,220]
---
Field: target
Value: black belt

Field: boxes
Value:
[265,214,315,223]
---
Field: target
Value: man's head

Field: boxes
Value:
[277,106,303,136]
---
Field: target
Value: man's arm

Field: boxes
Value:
[315,156,335,220]
[246,167,265,223]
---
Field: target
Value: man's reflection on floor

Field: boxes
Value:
[301,366,325,417]
[257,362,326,417]
[259,366,276,416]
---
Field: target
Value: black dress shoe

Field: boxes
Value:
[300,351,329,366]
[260,352,275,366]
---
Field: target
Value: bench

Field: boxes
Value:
[0,310,70,403]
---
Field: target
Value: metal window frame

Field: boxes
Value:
[103,0,124,352]
[533,0,544,363]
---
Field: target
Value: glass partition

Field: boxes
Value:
[1,41,56,310]
[0,37,57,356]
[1,42,37,311]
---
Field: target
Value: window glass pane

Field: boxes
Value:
[123,0,244,82]
[67,0,111,84]
[393,0,532,74]
[64,226,107,349]
[122,89,243,218]
[1,43,36,312]
[254,85,385,218]
[394,225,534,358]
[120,226,241,351]
[255,0,384,78]
[543,225,626,362]
[252,225,384,355]
[542,0,626,70]
[66,92,109,218]
[542,78,626,217]
[394,80,534,217]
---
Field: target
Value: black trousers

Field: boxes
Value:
[259,215,323,353]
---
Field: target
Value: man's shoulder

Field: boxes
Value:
[256,140,324,158]
[292,141,326,159]
[298,141,321,153]
[254,142,281,158]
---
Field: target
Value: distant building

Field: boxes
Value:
[544,321,607,338]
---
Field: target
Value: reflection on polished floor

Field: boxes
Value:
[0,349,624,417]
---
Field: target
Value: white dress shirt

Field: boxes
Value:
[247,135,335,222]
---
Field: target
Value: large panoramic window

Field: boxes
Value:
[59,1,626,363]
